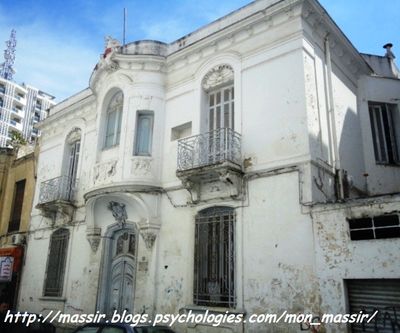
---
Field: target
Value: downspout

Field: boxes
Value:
[325,35,345,200]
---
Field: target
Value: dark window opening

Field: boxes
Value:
[43,228,69,297]
[369,102,399,165]
[348,214,400,240]
[194,206,236,308]
[8,179,26,232]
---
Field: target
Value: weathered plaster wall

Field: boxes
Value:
[358,76,400,195]
[312,197,400,333]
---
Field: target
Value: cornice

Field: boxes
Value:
[38,94,95,131]
[301,0,372,77]
[165,0,304,72]
[90,53,167,94]
[84,183,163,201]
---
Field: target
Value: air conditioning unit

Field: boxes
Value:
[11,234,25,246]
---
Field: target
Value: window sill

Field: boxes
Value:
[39,296,66,303]
[133,154,152,158]
[375,162,400,167]
[102,144,119,152]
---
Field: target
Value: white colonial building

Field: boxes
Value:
[18,0,400,332]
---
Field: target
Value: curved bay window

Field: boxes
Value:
[43,228,70,297]
[104,91,123,149]
[194,206,236,308]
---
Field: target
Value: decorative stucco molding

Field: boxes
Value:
[108,201,128,226]
[201,64,234,91]
[137,218,161,250]
[86,227,102,252]
[131,157,152,176]
[93,160,117,186]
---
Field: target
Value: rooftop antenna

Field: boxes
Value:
[0,29,17,81]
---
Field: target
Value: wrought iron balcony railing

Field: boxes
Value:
[38,176,77,204]
[177,128,241,171]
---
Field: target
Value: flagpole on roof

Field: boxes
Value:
[123,8,127,51]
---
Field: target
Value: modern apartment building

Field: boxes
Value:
[0,77,55,147]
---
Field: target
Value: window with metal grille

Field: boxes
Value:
[369,102,400,164]
[348,214,400,240]
[44,228,70,297]
[8,179,26,232]
[194,206,236,308]
[104,91,123,149]
[134,111,154,156]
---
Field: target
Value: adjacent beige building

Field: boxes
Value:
[0,145,37,308]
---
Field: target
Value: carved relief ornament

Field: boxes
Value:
[202,64,234,91]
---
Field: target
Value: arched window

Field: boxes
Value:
[202,64,235,131]
[104,91,123,149]
[44,228,70,297]
[194,206,236,308]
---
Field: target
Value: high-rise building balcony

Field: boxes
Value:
[14,94,25,101]
[9,119,22,131]
[11,108,23,118]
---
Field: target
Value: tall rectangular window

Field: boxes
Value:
[194,207,236,308]
[134,111,154,156]
[208,85,234,131]
[8,179,26,232]
[104,91,123,149]
[44,228,70,297]
[105,110,122,148]
[369,102,399,164]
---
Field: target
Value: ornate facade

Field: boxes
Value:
[18,0,400,332]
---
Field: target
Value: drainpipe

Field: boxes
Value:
[325,36,345,200]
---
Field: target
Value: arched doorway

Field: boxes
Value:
[98,224,137,315]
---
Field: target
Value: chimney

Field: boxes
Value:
[383,43,395,59]
[383,43,399,78]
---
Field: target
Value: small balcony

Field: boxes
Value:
[9,119,22,131]
[177,128,242,171]
[14,94,25,101]
[36,176,77,221]
[11,108,23,118]
[176,128,243,201]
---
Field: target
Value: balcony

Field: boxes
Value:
[176,128,243,202]
[11,108,23,118]
[14,94,25,101]
[9,119,22,131]
[36,176,77,221]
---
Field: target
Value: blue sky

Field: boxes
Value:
[0,0,399,101]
